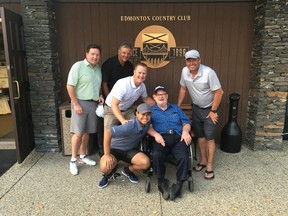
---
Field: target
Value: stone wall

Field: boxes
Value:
[247,0,288,150]
[20,0,61,151]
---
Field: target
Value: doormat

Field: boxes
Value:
[0,149,16,177]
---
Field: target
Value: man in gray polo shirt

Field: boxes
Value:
[98,103,151,189]
[178,49,224,180]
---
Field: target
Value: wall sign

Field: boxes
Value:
[133,25,188,69]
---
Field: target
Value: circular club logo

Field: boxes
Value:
[134,25,176,69]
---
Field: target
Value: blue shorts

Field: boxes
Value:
[192,105,217,140]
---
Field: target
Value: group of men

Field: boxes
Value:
[66,43,223,201]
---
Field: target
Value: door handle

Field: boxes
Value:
[13,80,20,99]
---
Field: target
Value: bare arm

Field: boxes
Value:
[103,129,112,155]
[208,87,224,124]
[143,96,155,106]
[102,128,116,170]
[67,84,82,114]
[211,88,224,111]
[111,97,127,124]
[147,126,165,147]
[101,81,110,98]
[177,86,187,106]
[181,123,191,145]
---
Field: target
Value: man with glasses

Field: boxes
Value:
[148,86,192,200]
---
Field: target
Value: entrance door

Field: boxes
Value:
[0,7,34,163]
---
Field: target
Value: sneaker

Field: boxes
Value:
[98,172,121,189]
[78,155,96,166]
[70,161,78,175]
[121,167,139,183]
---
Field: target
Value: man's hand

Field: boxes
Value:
[154,133,165,147]
[74,104,83,115]
[103,154,115,170]
[207,112,218,124]
[98,95,105,105]
[121,119,129,125]
[181,130,192,145]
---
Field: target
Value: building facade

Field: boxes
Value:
[0,0,287,153]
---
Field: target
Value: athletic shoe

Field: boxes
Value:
[98,172,121,189]
[78,155,96,166]
[70,161,78,175]
[121,167,139,183]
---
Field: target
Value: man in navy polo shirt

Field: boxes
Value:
[98,103,151,189]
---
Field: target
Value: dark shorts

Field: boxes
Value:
[192,105,217,140]
[110,148,140,164]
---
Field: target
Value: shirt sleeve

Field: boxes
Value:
[101,60,111,82]
[177,106,191,124]
[208,70,222,91]
[179,67,186,87]
[67,62,80,86]
[141,84,148,98]
[110,121,133,138]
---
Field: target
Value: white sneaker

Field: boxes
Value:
[78,156,96,166]
[70,161,78,175]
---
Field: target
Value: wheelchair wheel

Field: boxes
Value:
[188,177,194,192]
[145,177,151,193]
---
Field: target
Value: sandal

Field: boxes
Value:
[192,163,206,172]
[204,170,215,180]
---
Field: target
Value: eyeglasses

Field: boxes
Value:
[155,93,167,97]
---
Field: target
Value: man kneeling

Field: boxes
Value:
[98,103,151,189]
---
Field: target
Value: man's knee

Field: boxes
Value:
[142,157,150,169]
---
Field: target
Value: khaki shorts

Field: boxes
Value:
[103,105,135,129]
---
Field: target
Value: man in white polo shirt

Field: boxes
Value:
[104,62,154,129]
[177,49,224,180]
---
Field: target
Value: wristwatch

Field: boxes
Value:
[210,109,217,113]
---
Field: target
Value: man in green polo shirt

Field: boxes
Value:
[67,44,104,176]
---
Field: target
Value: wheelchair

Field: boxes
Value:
[141,135,195,194]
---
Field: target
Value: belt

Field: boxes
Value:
[104,104,128,112]
[163,129,175,135]
[192,104,211,109]
[84,99,97,102]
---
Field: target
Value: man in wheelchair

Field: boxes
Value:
[147,86,192,200]
[98,103,151,189]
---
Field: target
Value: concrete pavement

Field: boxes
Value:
[1,142,288,216]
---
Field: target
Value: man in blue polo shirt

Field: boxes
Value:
[98,103,151,189]
[148,86,192,201]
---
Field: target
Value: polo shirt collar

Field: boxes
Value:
[155,103,172,111]
[84,58,90,66]
[130,76,137,88]
[84,58,99,69]
[186,64,203,78]
[135,117,144,131]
